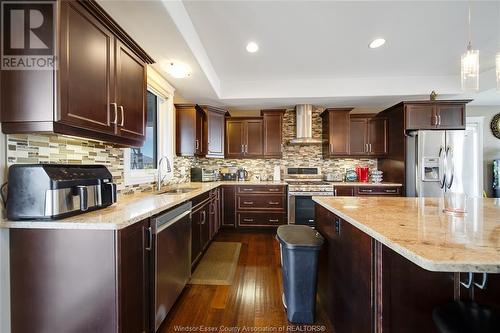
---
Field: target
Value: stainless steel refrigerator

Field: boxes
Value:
[406,127,482,198]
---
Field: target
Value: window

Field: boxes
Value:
[123,69,175,187]
[130,91,158,170]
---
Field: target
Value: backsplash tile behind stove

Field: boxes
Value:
[194,108,377,179]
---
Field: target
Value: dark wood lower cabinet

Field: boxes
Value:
[191,190,221,268]
[379,244,455,333]
[316,205,373,333]
[221,185,236,227]
[315,204,500,333]
[10,219,150,333]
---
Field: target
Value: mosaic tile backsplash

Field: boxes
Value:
[193,108,377,179]
[5,108,376,193]
[5,134,191,194]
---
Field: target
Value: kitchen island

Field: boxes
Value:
[313,196,500,333]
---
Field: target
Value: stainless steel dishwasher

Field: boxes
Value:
[151,202,192,331]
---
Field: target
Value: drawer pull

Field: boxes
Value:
[268,202,280,205]
[242,188,253,191]
[269,219,279,222]
[360,189,373,193]
[243,201,254,205]
[385,189,397,193]
[243,218,254,222]
[269,188,280,192]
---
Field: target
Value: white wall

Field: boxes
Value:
[467,106,500,197]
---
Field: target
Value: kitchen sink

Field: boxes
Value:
[155,187,198,195]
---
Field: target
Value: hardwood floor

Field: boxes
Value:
[159,230,333,333]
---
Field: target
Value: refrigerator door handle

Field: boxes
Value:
[445,146,454,189]
[438,146,446,189]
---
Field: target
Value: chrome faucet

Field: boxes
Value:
[157,156,172,191]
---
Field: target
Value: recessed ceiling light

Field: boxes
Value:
[246,42,259,53]
[369,38,386,49]
[164,62,191,79]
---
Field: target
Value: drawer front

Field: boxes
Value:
[238,212,287,227]
[237,195,286,210]
[236,185,286,194]
[356,186,401,196]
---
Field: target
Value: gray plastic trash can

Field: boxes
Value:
[277,225,324,324]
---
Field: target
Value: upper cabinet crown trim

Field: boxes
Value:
[78,0,154,64]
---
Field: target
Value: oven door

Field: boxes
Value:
[288,194,316,226]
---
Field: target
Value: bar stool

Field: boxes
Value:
[433,301,500,333]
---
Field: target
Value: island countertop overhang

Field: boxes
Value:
[312,196,500,273]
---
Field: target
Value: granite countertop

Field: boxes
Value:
[313,196,500,273]
[0,181,287,231]
[326,182,403,187]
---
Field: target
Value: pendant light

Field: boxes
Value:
[461,1,480,91]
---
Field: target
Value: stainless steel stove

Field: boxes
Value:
[285,167,334,226]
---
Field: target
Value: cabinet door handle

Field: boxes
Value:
[243,201,254,205]
[245,144,248,153]
[243,218,254,222]
[200,211,207,224]
[241,144,244,153]
[268,201,280,205]
[438,114,442,126]
[334,188,337,196]
[269,219,279,223]
[369,143,372,153]
[118,106,124,126]
[145,227,152,251]
[195,140,199,150]
[460,272,473,289]
[110,103,118,124]
[474,273,488,290]
[335,218,341,234]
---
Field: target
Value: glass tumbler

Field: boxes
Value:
[443,192,467,215]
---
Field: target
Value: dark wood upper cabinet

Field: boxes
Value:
[246,119,264,157]
[200,105,227,158]
[0,0,154,147]
[321,108,352,157]
[115,40,147,142]
[368,117,388,155]
[175,104,205,157]
[58,1,115,135]
[349,114,388,157]
[225,119,246,158]
[404,101,469,130]
[405,104,436,130]
[349,116,369,155]
[262,109,285,158]
[175,104,227,158]
[225,118,263,158]
[321,108,387,157]
[435,103,466,129]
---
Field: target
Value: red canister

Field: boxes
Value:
[356,166,369,182]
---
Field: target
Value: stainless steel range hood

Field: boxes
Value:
[289,104,323,144]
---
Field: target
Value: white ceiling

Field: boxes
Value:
[98,0,500,109]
